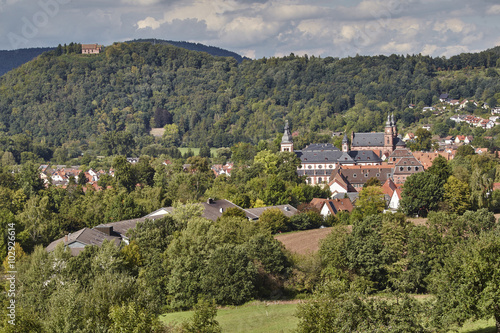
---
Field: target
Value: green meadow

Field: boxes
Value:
[160,301,495,333]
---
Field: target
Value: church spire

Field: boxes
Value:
[385,113,392,127]
[281,120,292,143]
[280,120,294,152]
[342,132,349,152]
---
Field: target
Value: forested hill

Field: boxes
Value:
[0,47,54,76]
[0,42,499,150]
[0,40,247,77]
[126,39,249,63]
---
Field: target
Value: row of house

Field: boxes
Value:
[39,165,113,189]
[450,114,496,129]
[46,199,298,256]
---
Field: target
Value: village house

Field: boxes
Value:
[309,198,354,217]
[81,43,102,54]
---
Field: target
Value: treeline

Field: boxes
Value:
[0,42,500,154]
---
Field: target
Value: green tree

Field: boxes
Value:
[363,177,381,188]
[109,302,162,333]
[427,155,452,186]
[199,145,211,158]
[408,128,433,152]
[443,175,471,214]
[400,172,443,217]
[455,144,475,158]
[257,208,289,233]
[77,170,88,187]
[181,298,221,333]
[112,156,136,192]
[16,161,44,198]
[353,186,386,219]
[431,229,500,333]
[296,282,428,333]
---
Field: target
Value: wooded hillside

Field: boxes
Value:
[0,42,499,151]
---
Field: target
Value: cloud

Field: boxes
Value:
[488,4,500,15]
[136,16,161,29]
[122,0,162,5]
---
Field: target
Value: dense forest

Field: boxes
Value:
[0,42,499,162]
[0,47,54,77]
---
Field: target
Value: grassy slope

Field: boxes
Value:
[160,302,299,333]
[160,301,495,333]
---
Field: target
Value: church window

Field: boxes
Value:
[308,165,312,169]
[318,177,322,183]
[318,165,322,169]
[329,165,333,168]
[400,167,404,171]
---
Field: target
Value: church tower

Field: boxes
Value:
[384,113,394,153]
[280,120,294,152]
[342,133,349,152]
[391,113,397,138]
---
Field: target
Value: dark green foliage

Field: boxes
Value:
[287,211,323,231]
[363,177,381,187]
[456,144,476,158]
[220,207,247,219]
[201,244,257,305]
[345,214,388,289]
[181,298,222,333]
[400,171,443,217]
[296,282,430,333]
[113,156,137,192]
[2,43,500,156]
[430,228,500,333]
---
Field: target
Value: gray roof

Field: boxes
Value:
[351,133,385,147]
[143,200,259,222]
[333,192,359,203]
[302,143,339,152]
[46,228,122,253]
[348,150,382,163]
[334,166,394,185]
[245,204,298,220]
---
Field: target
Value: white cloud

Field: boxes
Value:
[380,41,413,54]
[136,16,161,29]
[433,19,475,34]
[487,4,500,15]
[421,44,438,55]
[122,0,162,5]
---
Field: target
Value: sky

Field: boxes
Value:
[0,0,500,59]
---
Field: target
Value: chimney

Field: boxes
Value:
[95,226,113,235]
[207,198,214,204]
[64,234,68,243]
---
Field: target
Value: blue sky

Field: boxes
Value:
[1,0,499,59]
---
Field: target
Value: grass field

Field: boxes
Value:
[160,301,300,332]
[160,300,496,333]
[177,147,218,156]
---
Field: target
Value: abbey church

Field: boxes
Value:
[281,114,406,185]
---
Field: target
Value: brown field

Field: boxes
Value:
[275,228,333,255]
[275,214,500,255]
[150,128,165,137]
